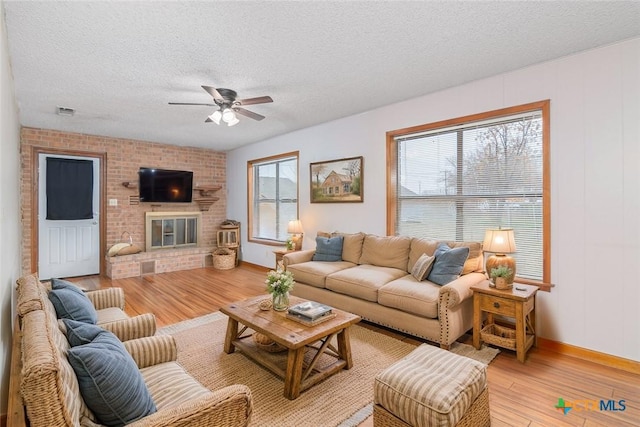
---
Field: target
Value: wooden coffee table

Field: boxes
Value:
[220,295,361,399]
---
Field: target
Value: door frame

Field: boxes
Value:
[31,146,107,276]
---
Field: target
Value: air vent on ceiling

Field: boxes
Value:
[56,106,75,116]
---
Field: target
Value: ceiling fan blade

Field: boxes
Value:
[234,107,265,121]
[201,85,224,101]
[169,102,217,106]
[236,96,273,106]
[205,117,213,123]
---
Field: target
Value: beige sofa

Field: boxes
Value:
[10,274,253,427]
[284,233,485,349]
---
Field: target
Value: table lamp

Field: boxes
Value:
[483,227,517,284]
[287,220,304,251]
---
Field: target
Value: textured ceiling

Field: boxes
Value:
[3,1,640,151]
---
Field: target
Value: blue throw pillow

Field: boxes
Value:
[51,278,85,296]
[67,330,157,426]
[49,288,98,324]
[427,243,470,286]
[312,236,344,262]
[63,319,105,346]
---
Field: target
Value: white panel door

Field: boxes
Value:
[38,154,100,279]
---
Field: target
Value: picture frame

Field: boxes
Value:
[310,156,363,203]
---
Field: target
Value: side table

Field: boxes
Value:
[273,249,297,269]
[472,280,538,362]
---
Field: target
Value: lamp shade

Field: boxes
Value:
[209,110,222,125]
[483,228,516,254]
[287,220,303,234]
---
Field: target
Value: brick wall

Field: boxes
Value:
[20,127,227,276]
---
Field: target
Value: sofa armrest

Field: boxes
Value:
[123,335,177,368]
[283,249,316,267]
[100,313,157,341]
[86,287,126,310]
[127,384,252,427]
[438,272,486,309]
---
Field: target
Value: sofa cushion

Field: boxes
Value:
[95,306,129,324]
[313,236,344,261]
[141,362,212,411]
[67,329,157,426]
[287,261,356,288]
[442,240,484,274]
[359,234,412,270]
[411,254,435,281]
[317,231,365,264]
[408,238,440,272]
[427,243,469,286]
[326,264,408,302]
[378,276,441,318]
[49,288,98,324]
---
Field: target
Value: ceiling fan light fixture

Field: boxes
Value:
[209,110,222,125]
[222,108,236,123]
[227,116,240,126]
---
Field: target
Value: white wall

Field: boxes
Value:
[0,1,24,417]
[228,38,640,361]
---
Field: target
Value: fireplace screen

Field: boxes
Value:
[146,212,200,250]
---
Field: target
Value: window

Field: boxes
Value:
[387,101,550,284]
[248,152,299,244]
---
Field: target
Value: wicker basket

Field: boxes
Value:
[480,324,517,350]
[253,332,287,353]
[212,248,236,270]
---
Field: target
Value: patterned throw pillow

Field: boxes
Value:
[411,253,435,281]
[313,236,344,262]
[427,243,470,286]
[67,329,157,426]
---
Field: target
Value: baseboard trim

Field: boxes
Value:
[538,337,640,375]
[237,260,269,272]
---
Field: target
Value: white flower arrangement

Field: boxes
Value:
[265,269,295,295]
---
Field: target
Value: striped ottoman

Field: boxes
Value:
[373,344,490,427]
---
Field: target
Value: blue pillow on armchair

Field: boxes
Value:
[427,243,470,286]
[51,278,85,295]
[67,327,157,426]
[48,287,98,324]
[312,236,344,262]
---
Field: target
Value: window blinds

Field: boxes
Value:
[395,111,543,280]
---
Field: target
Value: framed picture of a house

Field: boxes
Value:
[310,156,363,203]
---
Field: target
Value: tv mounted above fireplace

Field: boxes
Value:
[139,167,193,203]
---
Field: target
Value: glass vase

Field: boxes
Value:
[272,292,290,311]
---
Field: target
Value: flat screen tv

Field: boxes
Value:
[138,168,194,203]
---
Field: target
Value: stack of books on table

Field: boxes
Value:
[287,301,335,326]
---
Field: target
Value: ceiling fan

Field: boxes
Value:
[169,85,273,126]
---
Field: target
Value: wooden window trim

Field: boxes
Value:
[386,100,551,290]
[247,151,299,246]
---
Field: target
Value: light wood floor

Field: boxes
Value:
[71,265,640,427]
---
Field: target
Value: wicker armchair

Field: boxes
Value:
[16,273,156,341]
[17,308,252,427]
[11,273,253,427]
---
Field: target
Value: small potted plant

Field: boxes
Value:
[490,266,514,290]
[265,268,295,311]
[285,237,295,251]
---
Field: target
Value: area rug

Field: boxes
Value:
[158,312,499,427]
